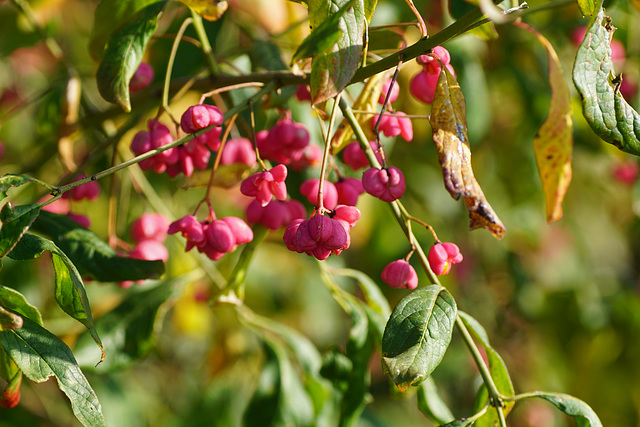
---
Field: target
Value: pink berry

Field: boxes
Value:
[68,213,91,228]
[378,79,400,105]
[362,167,406,202]
[381,260,418,290]
[335,177,364,206]
[332,205,361,230]
[220,137,257,166]
[240,164,288,207]
[220,216,253,245]
[68,176,100,201]
[410,70,440,105]
[283,219,305,252]
[342,141,382,171]
[129,61,154,93]
[428,242,463,275]
[417,46,451,72]
[168,215,206,250]
[180,104,224,134]
[295,85,311,101]
[129,240,169,262]
[204,220,236,253]
[130,213,169,243]
[299,179,338,209]
[257,119,310,165]
[284,214,352,260]
[612,159,639,186]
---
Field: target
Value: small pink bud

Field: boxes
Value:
[129,62,154,93]
[342,141,382,171]
[180,104,224,134]
[130,213,169,243]
[168,215,205,249]
[240,165,288,207]
[205,220,236,253]
[362,167,406,202]
[381,260,418,289]
[428,242,463,275]
[129,240,169,262]
[335,177,364,206]
[300,179,338,209]
[378,79,400,105]
[220,137,257,166]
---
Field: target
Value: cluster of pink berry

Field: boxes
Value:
[410,46,456,105]
[130,105,223,177]
[168,213,253,261]
[374,79,413,141]
[256,118,312,166]
[283,205,360,260]
[120,213,170,288]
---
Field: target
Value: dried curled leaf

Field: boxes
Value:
[516,22,572,223]
[430,67,506,239]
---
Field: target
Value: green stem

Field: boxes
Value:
[190,11,219,76]
[162,17,193,121]
[455,316,505,413]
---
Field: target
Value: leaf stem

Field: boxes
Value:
[190,11,220,76]
[455,316,506,417]
[162,17,193,123]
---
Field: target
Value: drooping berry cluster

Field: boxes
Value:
[283,205,360,260]
[168,213,253,261]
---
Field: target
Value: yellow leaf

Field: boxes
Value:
[178,0,228,21]
[516,22,573,222]
[330,71,388,155]
[430,67,506,239]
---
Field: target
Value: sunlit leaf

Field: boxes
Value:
[308,0,366,104]
[89,0,159,59]
[530,392,603,427]
[8,233,105,362]
[459,311,515,425]
[0,175,39,202]
[382,286,456,391]
[96,2,166,112]
[0,286,42,326]
[573,7,640,155]
[516,22,572,222]
[74,282,174,371]
[417,377,455,424]
[30,211,164,282]
[331,71,387,155]
[0,317,107,426]
[0,203,41,258]
[576,0,597,16]
[292,0,355,64]
[430,67,506,239]
[178,0,228,21]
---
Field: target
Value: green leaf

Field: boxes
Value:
[8,233,105,363]
[96,1,166,112]
[0,175,39,202]
[73,281,174,371]
[308,0,366,104]
[573,6,640,156]
[89,0,160,59]
[576,0,597,16]
[30,211,164,282]
[0,286,42,326]
[531,392,602,427]
[417,377,455,424]
[381,286,457,391]
[459,311,515,425]
[0,203,41,258]
[292,0,356,64]
[243,338,315,427]
[0,317,107,427]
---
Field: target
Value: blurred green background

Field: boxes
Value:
[1,0,640,425]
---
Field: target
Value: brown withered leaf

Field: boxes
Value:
[430,67,506,239]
